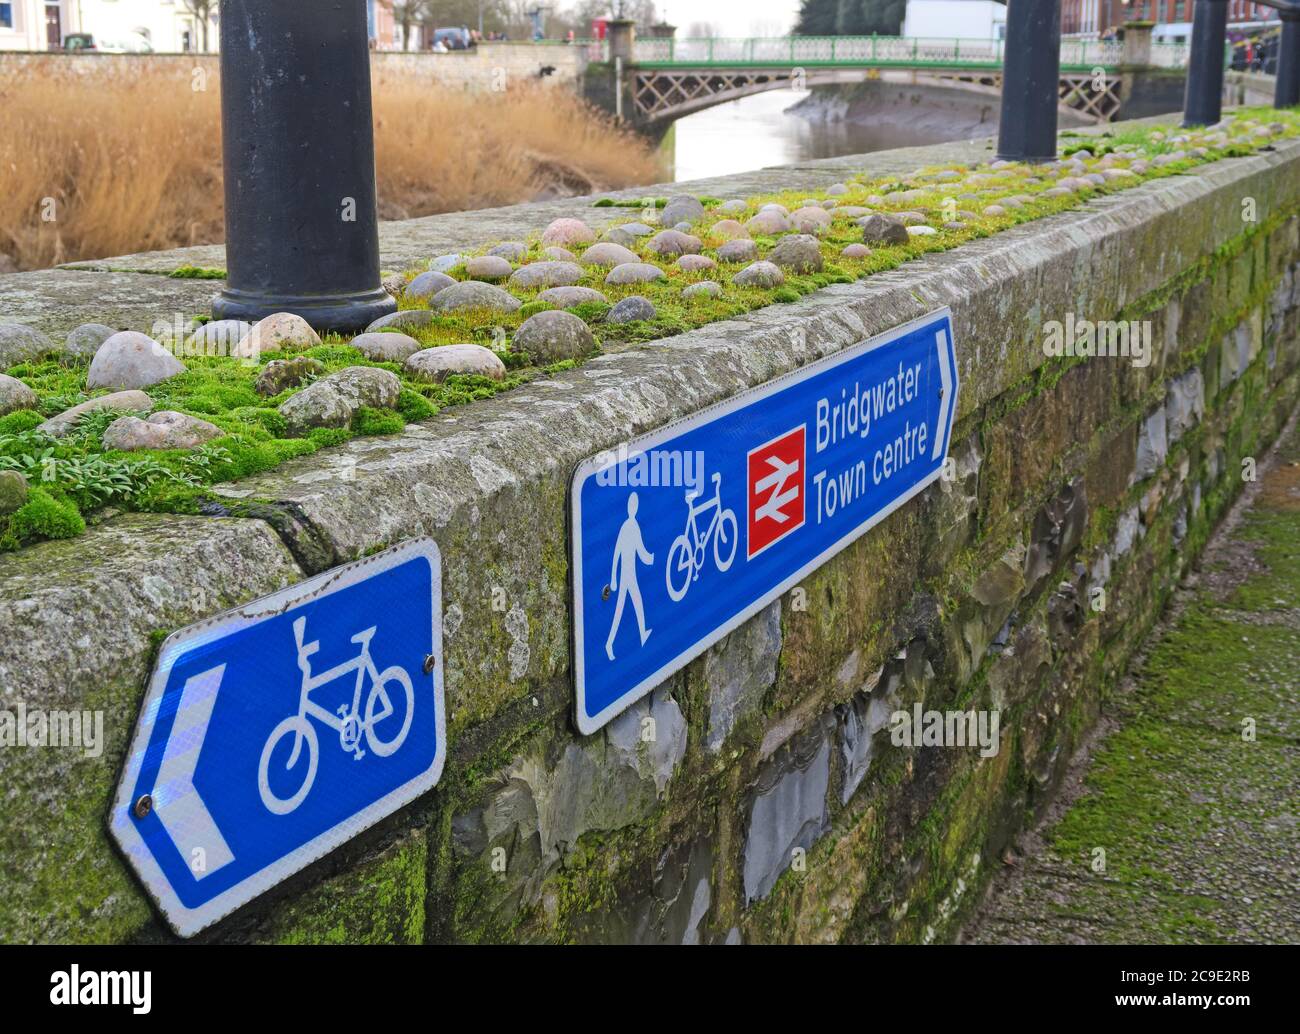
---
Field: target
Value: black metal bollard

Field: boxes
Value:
[212,0,395,333]
[1183,0,1229,127]
[996,0,1063,163]
[1276,8,1300,109]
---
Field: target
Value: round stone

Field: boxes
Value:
[511,310,598,363]
[769,234,823,274]
[366,309,441,333]
[0,322,54,368]
[841,243,872,259]
[580,242,640,267]
[760,203,789,216]
[87,331,185,391]
[64,323,116,359]
[644,230,702,257]
[102,410,223,452]
[508,261,585,289]
[405,270,457,300]
[349,332,425,363]
[541,246,577,262]
[488,241,529,261]
[858,214,909,245]
[789,207,833,234]
[682,281,722,299]
[716,200,748,214]
[236,312,322,358]
[709,219,750,241]
[464,255,514,282]
[827,182,849,196]
[405,344,506,383]
[0,470,28,515]
[537,286,609,308]
[541,218,597,248]
[907,225,938,236]
[833,206,872,220]
[280,366,402,434]
[606,296,657,324]
[733,261,786,288]
[745,210,790,235]
[602,222,655,247]
[183,320,251,357]
[717,239,759,263]
[0,373,38,415]
[678,254,718,273]
[430,281,523,314]
[428,253,467,273]
[605,262,667,286]
[38,390,152,437]
[255,356,326,397]
[661,194,706,226]
[382,272,407,297]
[983,204,1007,217]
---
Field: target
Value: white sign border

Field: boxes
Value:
[571,307,959,735]
[109,537,446,939]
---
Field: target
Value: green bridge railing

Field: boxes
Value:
[578,35,1196,73]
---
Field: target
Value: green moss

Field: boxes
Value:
[351,406,406,436]
[0,409,43,434]
[167,266,227,280]
[5,486,85,544]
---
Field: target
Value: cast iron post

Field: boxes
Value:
[1183,0,1229,127]
[212,0,395,332]
[1276,7,1300,109]
[996,0,1063,163]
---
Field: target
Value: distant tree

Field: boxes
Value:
[795,0,838,35]
[834,0,906,36]
[180,0,216,52]
[685,21,720,38]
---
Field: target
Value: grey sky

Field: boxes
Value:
[656,0,803,37]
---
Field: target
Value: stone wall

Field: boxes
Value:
[3,133,1300,944]
[0,43,589,90]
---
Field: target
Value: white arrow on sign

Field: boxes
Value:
[932,328,953,461]
[152,665,235,879]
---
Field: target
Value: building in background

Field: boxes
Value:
[902,0,1007,39]
[0,1,219,52]
[367,0,401,51]
[1061,1,1277,39]
[1,0,79,49]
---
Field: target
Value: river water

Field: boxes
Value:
[666,89,962,182]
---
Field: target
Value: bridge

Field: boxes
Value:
[584,33,1202,129]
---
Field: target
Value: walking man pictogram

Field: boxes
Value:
[606,492,654,661]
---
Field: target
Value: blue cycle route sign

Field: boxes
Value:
[571,308,959,734]
[110,538,445,937]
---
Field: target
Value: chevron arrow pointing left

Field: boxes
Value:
[152,664,235,879]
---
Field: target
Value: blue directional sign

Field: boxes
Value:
[571,308,959,734]
[110,538,445,937]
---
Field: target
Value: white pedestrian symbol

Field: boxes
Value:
[606,492,655,661]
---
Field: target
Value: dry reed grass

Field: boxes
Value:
[0,65,662,271]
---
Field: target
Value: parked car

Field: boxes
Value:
[93,32,154,54]
[61,33,98,52]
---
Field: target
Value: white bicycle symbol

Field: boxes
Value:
[666,471,739,602]
[258,616,415,816]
